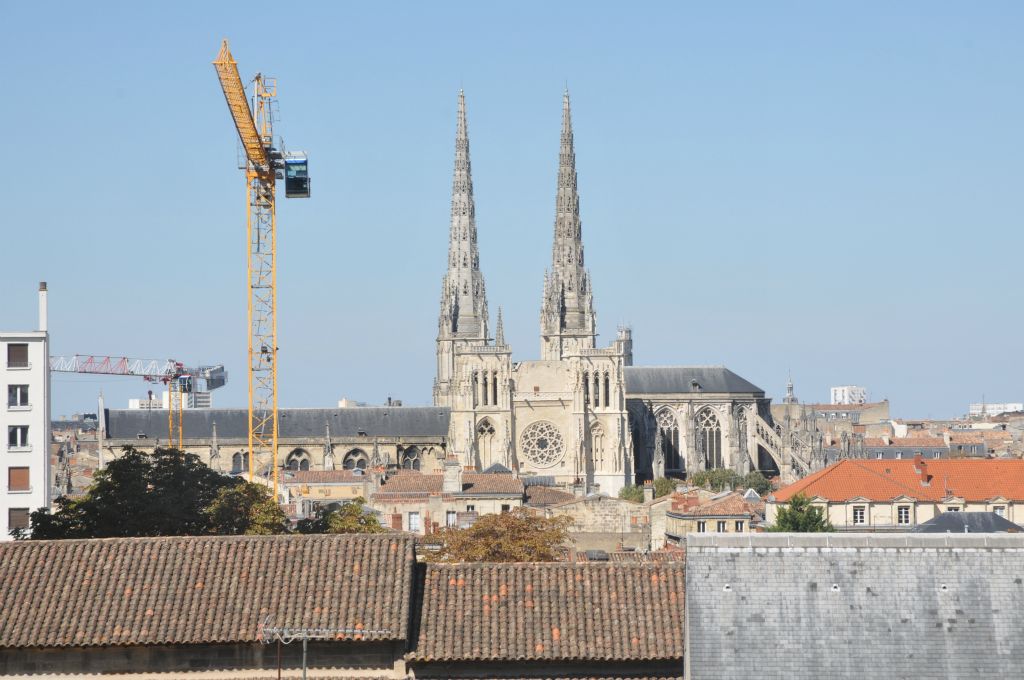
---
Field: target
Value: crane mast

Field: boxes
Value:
[214,40,308,492]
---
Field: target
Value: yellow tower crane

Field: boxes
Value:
[213,40,309,492]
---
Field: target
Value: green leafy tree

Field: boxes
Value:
[768,493,834,532]
[653,477,677,498]
[618,484,645,502]
[740,471,772,496]
[24,446,239,539]
[688,468,740,492]
[430,509,572,562]
[205,482,287,535]
[295,498,385,534]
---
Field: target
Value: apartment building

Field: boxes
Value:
[1,283,51,538]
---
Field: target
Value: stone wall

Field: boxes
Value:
[685,533,1024,679]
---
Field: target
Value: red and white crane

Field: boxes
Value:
[49,355,227,448]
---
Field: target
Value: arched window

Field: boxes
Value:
[656,408,681,470]
[343,449,369,470]
[696,408,723,469]
[476,418,496,467]
[402,446,421,470]
[591,423,606,470]
[231,451,248,474]
[603,372,611,407]
[285,448,311,471]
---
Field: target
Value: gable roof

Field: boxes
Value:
[409,562,685,662]
[624,366,763,396]
[374,472,524,496]
[773,459,1024,503]
[280,470,366,484]
[525,485,577,507]
[105,407,450,441]
[911,511,1024,533]
[0,534,414,649]
[671,492,762,519]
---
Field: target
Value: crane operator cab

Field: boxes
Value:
[284,154,310,198]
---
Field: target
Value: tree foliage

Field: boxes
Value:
[688,468,771,496]
[205,482,288,535]
[653,477,677,498]
[295,498,385,535]
[26,447,239,539]
[618,484,645,502]
[429,509,572,562]
[768,493,834,532]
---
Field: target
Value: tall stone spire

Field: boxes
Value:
[495,306,505,346]
[436,91,490,404]
[540,91,596,360]
[439,90,489,340]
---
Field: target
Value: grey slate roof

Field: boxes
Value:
[624,366,763,396]
[105,407,450,441]
[686,533,1024,679]
[911,511,1024,533]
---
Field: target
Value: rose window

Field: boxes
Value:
[519,421,565,467]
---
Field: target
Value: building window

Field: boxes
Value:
[445,510,457,528]
[7,467,30,492]
[407,511,421,533]
[735,521,744,532]
[342,449,368,470]
[696,408,723,469]
[7,385,29,408]
[501,504,511,513]
[696,520,706,533]
[8,508,29,532]
[852,506,866,525]
[993,506,1006,517]
[466,504,475,513]
[231,452,249,474]
[401,446,421,470]
[717,520,727,532]
[6,344,29,369]
[8,426,29,449]
[897,505,910,525]
[946,506,960,512]
[656,408,681,470]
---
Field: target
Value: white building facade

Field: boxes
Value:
[830,385,867,405]
[1,283,51,538]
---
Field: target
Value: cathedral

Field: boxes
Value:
[100,91,805,495]
[433,91,788,495]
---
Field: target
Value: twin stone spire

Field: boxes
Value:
[438,90,596,360]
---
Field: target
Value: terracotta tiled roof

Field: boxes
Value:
[773,459,1024,503]
[281,470,365,484]
[948,431,1012,445]
[0,534,414,649]
[525,485,577,507]
[673,492,760,518]
[409,563,685,662]
[376,473,524,495]
[863,437,946,448]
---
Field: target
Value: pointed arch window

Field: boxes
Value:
[656,408,681,470]
[696,408,723,469]
[476,419,496,467]
[342,449,369,470]
[591,422,606,470]
[401,446,421,471]
[231,451,249,474]
[285,448,311,471]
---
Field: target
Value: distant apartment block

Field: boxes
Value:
[969,402,1023,417]
[1,283,51,539]
[830,385,867,405]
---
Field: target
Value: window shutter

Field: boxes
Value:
[8,467,29,491]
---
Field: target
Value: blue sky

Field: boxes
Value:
[2,2,1021,419]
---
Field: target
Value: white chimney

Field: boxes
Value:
[38,281,48,332]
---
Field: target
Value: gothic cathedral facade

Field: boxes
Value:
[433,91,633,495]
